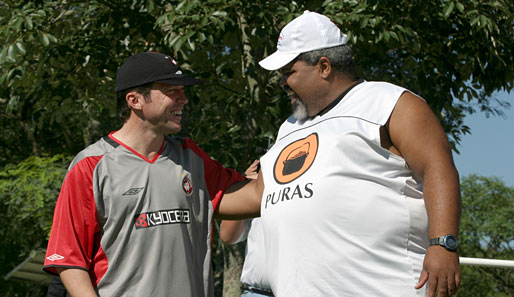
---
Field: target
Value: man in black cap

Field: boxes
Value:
[42,52,263,297]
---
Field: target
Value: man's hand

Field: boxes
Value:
[244,160,260,180]
[415,246,461,297]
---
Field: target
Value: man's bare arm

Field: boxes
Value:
[215,171,263,220]
[56,267,98,297]
[220,220,246,243]
[387,92,461,297]
[219,159,260,241]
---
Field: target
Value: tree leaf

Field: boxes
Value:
[212,11,227,17]
[479,15,488,29]
[15,42,26,55]
[0,47,7,64]
[47,33,57,43]
[188,39,195,51]
[173,37,184,52]
[456,2,464,12]
[360,17,369,28]
[41,33,49,46]
[7,44,16,61]
[470,16,480,26]
[6,95,18,112]
[443,1,455,18]
[14,17,23,31]
[25,16,33,30]
[389,31,399,41]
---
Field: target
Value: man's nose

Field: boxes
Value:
[179,95,188,104]
[176,89,189,104]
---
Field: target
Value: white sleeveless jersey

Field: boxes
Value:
[260,81,428,297]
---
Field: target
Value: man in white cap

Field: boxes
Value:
[257,11,461,297]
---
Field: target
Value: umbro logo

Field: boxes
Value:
[123,187,144,196]
[46,254,64,261]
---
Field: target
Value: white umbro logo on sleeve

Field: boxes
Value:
[46,254,64,261]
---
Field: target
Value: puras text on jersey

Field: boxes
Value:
[264,182,314,209]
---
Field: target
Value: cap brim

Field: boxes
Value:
[258,51,301,70]
[156,76,205,86]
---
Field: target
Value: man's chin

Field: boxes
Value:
[292,101,308,121]
[165,124,182,135]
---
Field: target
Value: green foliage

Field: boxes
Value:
[458,175,513,296]
[1,0,513,164]
[323,0,513,151]
[0,0,164,165]
[0,0,511,166]
[0,280,46,297]
[0,154,71,296]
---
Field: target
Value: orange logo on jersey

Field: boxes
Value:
[273,133,318,184]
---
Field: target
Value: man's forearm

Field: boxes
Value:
[220,220,246,243]
[422,163,461,238]
[216,172,263,220]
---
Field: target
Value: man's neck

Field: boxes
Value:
[314,76,361,117]
[112,121,165,160]
[327,76,359,103]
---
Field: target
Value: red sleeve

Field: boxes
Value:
[182,139,245,212]
[43,156,102,275]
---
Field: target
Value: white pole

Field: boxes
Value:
[460,257,514,268]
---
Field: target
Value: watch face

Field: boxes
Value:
[445,236,458,249]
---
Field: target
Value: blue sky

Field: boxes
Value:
[453,90,514,187]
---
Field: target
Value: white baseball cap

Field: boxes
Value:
[259,10,348,70]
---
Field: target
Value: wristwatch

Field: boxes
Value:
[429,234,458,251]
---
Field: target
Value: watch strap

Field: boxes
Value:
[429,234,458,251]
[429,237,443,246]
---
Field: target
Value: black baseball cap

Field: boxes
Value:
[115,52,204,92]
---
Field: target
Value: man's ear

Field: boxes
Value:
[318,57,332,79]
[126,91,143,110]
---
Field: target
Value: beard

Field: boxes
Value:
[292,98,308,121]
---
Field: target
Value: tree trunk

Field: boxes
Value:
[222,241,245,297]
